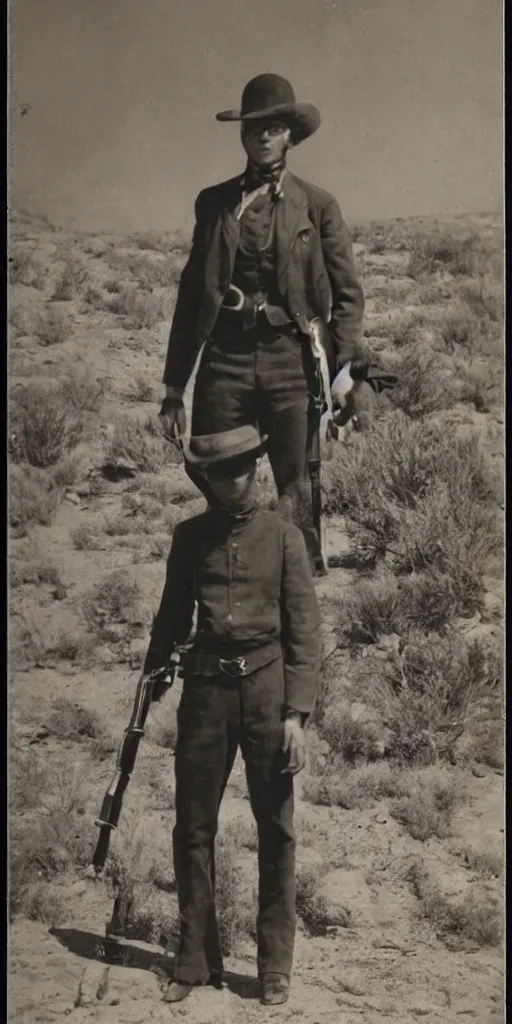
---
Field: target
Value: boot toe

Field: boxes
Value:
[164,980,193,1003]
[260,973,290,1005]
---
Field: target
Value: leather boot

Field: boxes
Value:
[260,973,290,1005]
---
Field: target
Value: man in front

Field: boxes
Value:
[159,73,364,568]
[143,424,321,1006]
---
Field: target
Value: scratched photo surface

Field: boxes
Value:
[8,1,504,1022]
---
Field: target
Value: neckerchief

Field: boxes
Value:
[237,162,286,221]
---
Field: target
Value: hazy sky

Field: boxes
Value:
[9,0,503,233]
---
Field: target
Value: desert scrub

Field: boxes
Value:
[45,697,106,743]
[302,762,407,811]
[433,300,483,353]
[82,569,144,640]
[9,762,95,921]
[406,228,486,279]
[70,523,105,551]
[9,381,85,468]
[108,284,167,328]
[34,306,71,346]
[104,414,177,473]
[63,368,107,414]
[366,310,426,348]
[8,246,46,288]
[385,344,465,419]
[390,767,464,840]
[323,411,501,606]
[317,626,502,767]
[51,255,88,299]
[406,857,503,948]
[125,374,155,403]
[9,465,62,534]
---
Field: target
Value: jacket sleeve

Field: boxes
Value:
[280,523,322,717]
[320,195,365,373]
[143,523,196,673]
[162,191,209,390]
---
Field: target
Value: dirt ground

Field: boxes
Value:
[8,210,504,1023]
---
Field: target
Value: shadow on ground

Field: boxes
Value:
[50,927,260,999]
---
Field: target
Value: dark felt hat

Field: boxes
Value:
[216,74,321,143]
[183,425,268,472]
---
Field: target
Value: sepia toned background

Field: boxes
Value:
[9,0,503,232]
[8,1,504,1022]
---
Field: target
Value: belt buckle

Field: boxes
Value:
[219,656,247,678]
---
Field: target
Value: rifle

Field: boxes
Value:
[303,317,331,577]
[90,652,184,875]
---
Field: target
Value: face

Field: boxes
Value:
[205,462,257,510]
[241,119,293,167]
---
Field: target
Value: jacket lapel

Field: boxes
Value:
[275,173,310,293]
[219,178,243,289]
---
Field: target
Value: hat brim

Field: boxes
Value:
[183,434,269,472]
[215,102,321,142]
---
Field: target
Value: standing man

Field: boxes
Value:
[143,424,321,1006]
[159,74,365,567]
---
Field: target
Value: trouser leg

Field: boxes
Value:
[172,677,238,984]
[240,658,296,979]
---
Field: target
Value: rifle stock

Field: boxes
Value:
[91,655,181,874]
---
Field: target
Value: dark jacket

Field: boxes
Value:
[163,171,365,390]
[143,505,321,715]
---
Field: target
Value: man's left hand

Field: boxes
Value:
[281,714,306,775]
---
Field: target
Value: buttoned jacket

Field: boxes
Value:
[143,505,321,715]
[163,171,364,389]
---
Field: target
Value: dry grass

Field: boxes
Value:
[9,465,62,534]
[70,523,105,551]
[9,246,46,288]
[406,858,503,948]
[302,762,408,810]
[82,569,144,641]
[9,760,95,921]
[390,768,463,840]
[323,411,500,611]
[34,307,71,346]
[108,284,168,328]
[51,256,89,300]
[104,414,177,474]
[406,229,487,279]
[9,381,86,468]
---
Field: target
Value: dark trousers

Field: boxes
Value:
[191,322,312,529]
[172,658,296,984]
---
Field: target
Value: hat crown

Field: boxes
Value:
[241,74,296,116]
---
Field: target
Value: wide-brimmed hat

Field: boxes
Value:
[216,74,321,143]
[183,424,268,472]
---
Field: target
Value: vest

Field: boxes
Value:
[230,191,292,329]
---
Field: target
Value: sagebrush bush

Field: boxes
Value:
[108,285,167,328]
[9,465,62,533]
[407,858,503,948]
[390,768,463,840]
[52,256,88,299]
[104,414,176,473]
[45,697,105,742]
[323,411,500,609]
[406,229,485,279]
[9,762,94,921]
[35,307,71,346]
[9,382,85,468]
[9,247,46,288]
[82,569,144,639]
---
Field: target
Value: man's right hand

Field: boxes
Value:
[159,395,186,440]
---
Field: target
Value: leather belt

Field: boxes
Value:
[181,641,282,680]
